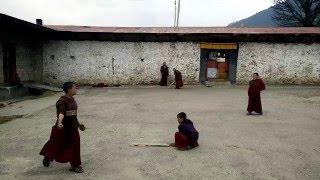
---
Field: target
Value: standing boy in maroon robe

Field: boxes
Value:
[173,68,183,89]
[160,62,169,86]
[170,112,199,150]
[40,82,85,173]
[247,73,265,115]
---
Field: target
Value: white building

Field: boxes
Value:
[1,14,320,86]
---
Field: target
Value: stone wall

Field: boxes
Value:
[42,41,320,85]
[16,41,43,82]
[0,42,3,83]
[237,43,320,85]
[43,41,200,85]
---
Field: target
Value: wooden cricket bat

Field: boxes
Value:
[131,143,170,147]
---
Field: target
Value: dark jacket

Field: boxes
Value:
[178,119,199,140]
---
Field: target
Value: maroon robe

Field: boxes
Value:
[247,79,265,114]
[40,96,81,167]
[174,70,183,89]
[160,65,169,86]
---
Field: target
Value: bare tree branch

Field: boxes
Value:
[273,0,320,26]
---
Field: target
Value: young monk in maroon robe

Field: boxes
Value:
[40,82,85,173]
[247,73,266,115]
[173,68,183,89]
[160,62,169,86]
[170,112,199,150]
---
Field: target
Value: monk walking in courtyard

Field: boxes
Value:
[40,82,85,173]
[160,62,169,86]
[247,73,265,115]
[170,112,199,150]
[173,68,183,89]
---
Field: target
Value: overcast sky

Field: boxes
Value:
[0,0,273,27]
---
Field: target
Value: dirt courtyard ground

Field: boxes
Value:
[0,85,319,180]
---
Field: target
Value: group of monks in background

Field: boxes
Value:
[160,62,183,89]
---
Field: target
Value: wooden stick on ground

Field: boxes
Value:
[131,143,170,147]
[168,82,175,88]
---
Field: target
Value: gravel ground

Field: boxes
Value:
[0,85,319,180]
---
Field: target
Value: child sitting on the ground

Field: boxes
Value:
[170,112,199,150]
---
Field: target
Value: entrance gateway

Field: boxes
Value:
[199,43,238,85]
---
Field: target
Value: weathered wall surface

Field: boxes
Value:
[43,41,200,85]
[237,43,320,85]
[0,42,3,83]
[16,41,43,82]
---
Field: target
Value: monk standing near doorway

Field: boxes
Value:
[40,82,85,173]
[173,68,183,89]
[160,62,169,86]
[247,73,265,115]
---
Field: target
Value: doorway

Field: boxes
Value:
[2,43,17,84]
[199,43,238,84]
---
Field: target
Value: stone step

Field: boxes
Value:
[0,86,30,101]
[24,83,62,92]
[203,80,231,87]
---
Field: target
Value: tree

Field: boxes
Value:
[272,0,320,27]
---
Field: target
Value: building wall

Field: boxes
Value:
[0,42,3,83]
[237,43,320,85]
[43,41,320,85]
[16,41,43,82]
[43,41,200,85]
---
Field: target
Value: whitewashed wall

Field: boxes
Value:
[43,41,201,85]
[42,41,320,85]
[237,43,320,85]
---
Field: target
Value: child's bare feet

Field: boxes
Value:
[42,157,50,167]
[79,124,86,131]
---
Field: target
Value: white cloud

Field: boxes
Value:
[0,0,273,26]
